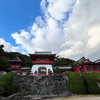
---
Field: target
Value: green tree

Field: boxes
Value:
[55,67,61,74]
[0,45,6,71]
[48,69,52,75]
[52,55,75,67]
[26,70,31,76]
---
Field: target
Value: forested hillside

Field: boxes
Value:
[0,45,32,71]
[0,45,75,71]
[52,56,75,67]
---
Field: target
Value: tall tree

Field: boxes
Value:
[0,45,6,70]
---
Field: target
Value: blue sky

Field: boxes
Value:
[0,0,100,61]
[0,0,41,45]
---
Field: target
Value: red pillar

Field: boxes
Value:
[75,68,76,72]
[83,65,87,72]
[82,65,84,73]
[96,65,99,72]
[77,66,80,73]
[90,65,93,72]
[74,67,76,72]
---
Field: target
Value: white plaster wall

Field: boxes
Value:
[31,65,53,73]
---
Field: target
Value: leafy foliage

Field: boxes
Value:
[0,45,32,71]
[0,44,75,71]
[0,81,5,94]
[48,69,53,75]
[0,72,17,96]
[0,45,7,71]
[26,70,31,76]
[65,71,86,94]
[4,84,17,96]
[52,55,75,67]
[96,74,100,82]
[55,67,61,74]
[0,72,17,85]
[82,72,100,94]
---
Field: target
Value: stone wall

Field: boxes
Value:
[12,73,68,95]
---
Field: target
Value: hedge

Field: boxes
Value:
[82,72,100,94]
[65,71,86,94]
[0,72,17,96]
[0,81,5,94]
[0,72,16,85]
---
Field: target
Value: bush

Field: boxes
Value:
[48,69,52,75]
[26,70,31,76]
[4,84,17,96]
[65,71,86,94]
[0,72,17,85]
[96,74,100,82]
[55,67,61,74]
[82,72,100,94]
[0,81,5,94]
[0,72,17,96]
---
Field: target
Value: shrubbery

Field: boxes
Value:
[0,72,17,85]
[65,71,86,94]
[0,72,17,96]
[4,84,17,96]
[96,73,100,82]
[55,67,61,74]
[26,70,31,76]
[82,72,100,94]
[0,81,5,94]
[48,69,53,75]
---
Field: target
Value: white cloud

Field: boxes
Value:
[47,0,76,20]
[11,17,65,54]
[59,40,84,59]
[59,0,100,60]
[86,26,100,57]
[10,0,100,61]
[0,38,20,52]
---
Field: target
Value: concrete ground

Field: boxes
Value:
[46,95,100,100]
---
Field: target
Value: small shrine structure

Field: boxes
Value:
[53,66,72,73]
[8,57,31,75]
[71,57,100,73]
[29,51,56,75]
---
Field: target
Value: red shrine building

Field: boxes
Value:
[29,51,56,75]
[71,57,100,73]
[53,66,71,73]
[8,57,31,75]
[8,52,100,75]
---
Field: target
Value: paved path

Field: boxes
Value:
[46,95,100,100]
